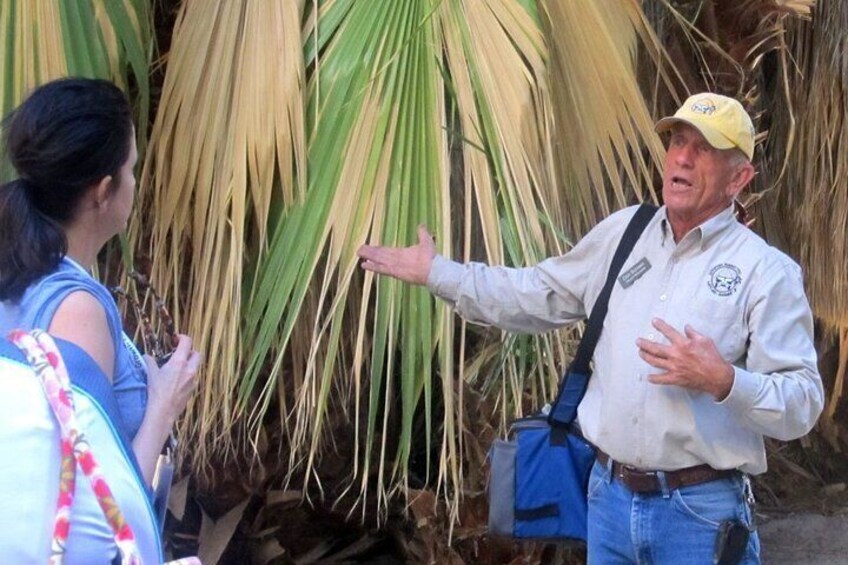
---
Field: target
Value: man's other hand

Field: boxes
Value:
[636,318,735,400]
[357,224,436,286]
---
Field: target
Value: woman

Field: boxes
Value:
[0,78,199,528]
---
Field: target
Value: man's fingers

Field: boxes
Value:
[360,259,390,276]
[357,244,386,262]
[684,324,704,340]
[647,372,674,385]
[356,244,371,259]
[652,318,685,344]
[359,246,395,268]
[356,228,435,285]
[636,338,670,358]
[186,350,202,373]
[638,346,671,370]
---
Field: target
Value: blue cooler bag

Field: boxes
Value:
[489,413,595,539]
[486,204,658,541]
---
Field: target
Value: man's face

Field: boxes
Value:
[662,124,748,233]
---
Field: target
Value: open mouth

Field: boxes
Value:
[669,175,692,188]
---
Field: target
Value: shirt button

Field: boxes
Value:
[632,416,638,424]
[648,333,655,340]
[659,294,667,301]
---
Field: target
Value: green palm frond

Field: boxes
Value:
[0,0,151,144]
[242,0,451,513]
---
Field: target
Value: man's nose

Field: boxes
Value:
[674,144,695,166]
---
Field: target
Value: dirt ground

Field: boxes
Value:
[757,483,848,564]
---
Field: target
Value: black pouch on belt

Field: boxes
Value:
[713,519,750,565]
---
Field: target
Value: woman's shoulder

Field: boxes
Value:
[20,260,116,324]
[31,260,110,299]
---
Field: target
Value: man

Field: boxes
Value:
[357,93,823,564]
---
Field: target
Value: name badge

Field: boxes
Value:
[618,257,651,288]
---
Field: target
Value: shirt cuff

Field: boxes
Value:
[716,366,759,410]
[426,255,464,302]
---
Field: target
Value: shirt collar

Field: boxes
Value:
[659,203,737,250]
[61,256,91,277]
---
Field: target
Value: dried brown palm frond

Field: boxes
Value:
[760,0,846,329]
[757,0,848,449]
[646,0,813,92]
[132,0,306,474]
[640,0,814,133]
[542,0,666,237]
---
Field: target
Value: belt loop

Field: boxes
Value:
[656,471,670,498]
[602,454,613,484]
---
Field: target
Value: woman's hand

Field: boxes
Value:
[143,334,201,426]
[134,334,201,484]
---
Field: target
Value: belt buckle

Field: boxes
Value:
[619,464,659,492]
[620,463,654,479]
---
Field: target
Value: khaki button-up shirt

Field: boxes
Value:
[427,204,823,474]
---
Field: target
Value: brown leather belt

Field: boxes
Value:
[596,450,737,494]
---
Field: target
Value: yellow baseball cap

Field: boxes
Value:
[655,93,755,160]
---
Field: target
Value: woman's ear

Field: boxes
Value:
[92,175,114,210]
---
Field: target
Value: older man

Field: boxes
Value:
[357,93,823,564]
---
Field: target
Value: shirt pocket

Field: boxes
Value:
[690,299,746,361]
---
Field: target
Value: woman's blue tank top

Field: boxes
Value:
[0,258,147,439]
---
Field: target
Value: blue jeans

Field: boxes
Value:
[587,459,760,564]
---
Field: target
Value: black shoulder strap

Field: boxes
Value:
[548,203,658,426]
[572,203,658,374]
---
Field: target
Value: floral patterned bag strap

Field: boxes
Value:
[9,330,142,565]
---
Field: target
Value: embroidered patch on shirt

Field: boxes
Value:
[618,257,651,288]
[708,264,742,296]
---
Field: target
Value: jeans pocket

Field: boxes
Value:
[671,478,742,527]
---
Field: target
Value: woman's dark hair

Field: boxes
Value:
[0,77,133,301]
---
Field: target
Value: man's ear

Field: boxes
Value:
[92,175,114,210]
[727,162,756,199]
